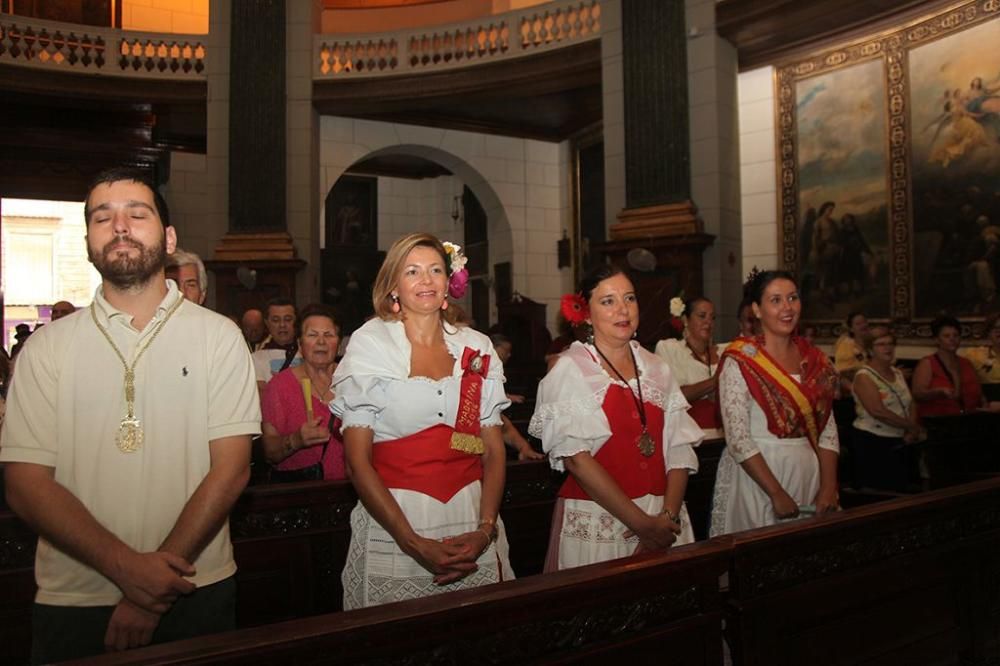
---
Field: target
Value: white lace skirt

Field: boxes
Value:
[709,435,820,537]
[341,481,514,610]
[545,494,695,571]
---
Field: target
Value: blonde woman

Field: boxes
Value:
[332,233,513,609]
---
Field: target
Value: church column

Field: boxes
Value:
[685,0,742,340]
[600,0,741,340]
[207,0,306,315]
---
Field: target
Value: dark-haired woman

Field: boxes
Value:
[710,270,840,536]
[655,297,724,437]
[332,233,513,609]
[912,316,985,417]
[530,265,702,570]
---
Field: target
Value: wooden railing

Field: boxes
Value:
[0,15,205,78]
[314,0,601,78]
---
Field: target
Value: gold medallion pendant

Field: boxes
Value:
[637,430,655,457]
[117,416,144,453]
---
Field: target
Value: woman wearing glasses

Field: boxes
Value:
[851,326,924,492]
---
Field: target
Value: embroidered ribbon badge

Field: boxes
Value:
[451,347,490,454]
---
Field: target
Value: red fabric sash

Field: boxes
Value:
[372,424,483,503]
[450,347,490,454]
[719,336,837,451]
[559,385,667,500]
[688,397,721,430]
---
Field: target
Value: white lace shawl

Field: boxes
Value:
[528,341,703,473]
[330,318,508,440]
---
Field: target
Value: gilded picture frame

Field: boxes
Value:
[776,0,1000,338]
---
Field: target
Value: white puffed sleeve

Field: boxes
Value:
[718,359,760,462]
[528,354,611,472]
[330,322,398,431]
[479,346,509,427]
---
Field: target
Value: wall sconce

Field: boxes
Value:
[557,229,571,269]
[451,195,461,224]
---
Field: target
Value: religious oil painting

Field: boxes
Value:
[908,16,1000,317]
[795,58,891,321]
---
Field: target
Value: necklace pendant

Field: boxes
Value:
[117,416,144,453]
[637,429,655,457]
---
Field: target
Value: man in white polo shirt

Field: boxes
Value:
[0,167,260,663]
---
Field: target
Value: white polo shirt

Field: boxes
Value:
[0,281,261,606]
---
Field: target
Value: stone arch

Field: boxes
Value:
[322,143,513,325]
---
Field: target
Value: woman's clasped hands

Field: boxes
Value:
[407,526,495,585]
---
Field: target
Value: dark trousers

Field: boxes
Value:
[31,576,236,665]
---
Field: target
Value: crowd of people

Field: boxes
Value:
[3,167,1000,662]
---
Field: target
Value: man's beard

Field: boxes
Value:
[88,234,167,291]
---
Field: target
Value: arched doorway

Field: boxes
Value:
[321,145,512,335]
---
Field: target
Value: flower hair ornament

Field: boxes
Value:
[442,241,470,299]
[669,294,685,336]
[560,293,589,325]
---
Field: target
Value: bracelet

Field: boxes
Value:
[477,527,494,546]
[662,508,681,524]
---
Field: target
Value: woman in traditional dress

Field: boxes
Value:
[851,326,924,492]
[655,296,725,438]
[529,265,703,570]
[331,232,513,609]
[912,315,986,417]
[261,304,345,482]
[710,270,840,536]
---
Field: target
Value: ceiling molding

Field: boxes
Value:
[716,0,956,70]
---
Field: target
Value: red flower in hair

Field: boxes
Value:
[560,293,589,325]
[670,316,684,334]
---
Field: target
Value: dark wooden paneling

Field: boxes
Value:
[716,0,951,70]
[726,477,1000,665]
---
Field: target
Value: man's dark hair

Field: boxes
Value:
[84,166,170,228]
[264,297,297,320]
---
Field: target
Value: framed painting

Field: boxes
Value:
[777,0,1000,336]
[908,15,1000,318]
[791,58,891,323]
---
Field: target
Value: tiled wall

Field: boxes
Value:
[738,66,778,274]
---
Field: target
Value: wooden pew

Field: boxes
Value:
[65,539,733,665]
[725,477,1000,665]
[231,459,564,627]
[0,461,566,664]
[921,411,1000,488]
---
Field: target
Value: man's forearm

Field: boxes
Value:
[5,463,132,581]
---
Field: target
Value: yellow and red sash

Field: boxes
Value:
[450,347,490,454]
[720,336,837,451]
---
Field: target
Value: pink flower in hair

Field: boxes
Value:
[448,267,469,299]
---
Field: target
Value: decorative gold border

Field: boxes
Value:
[775,0,1000,337]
